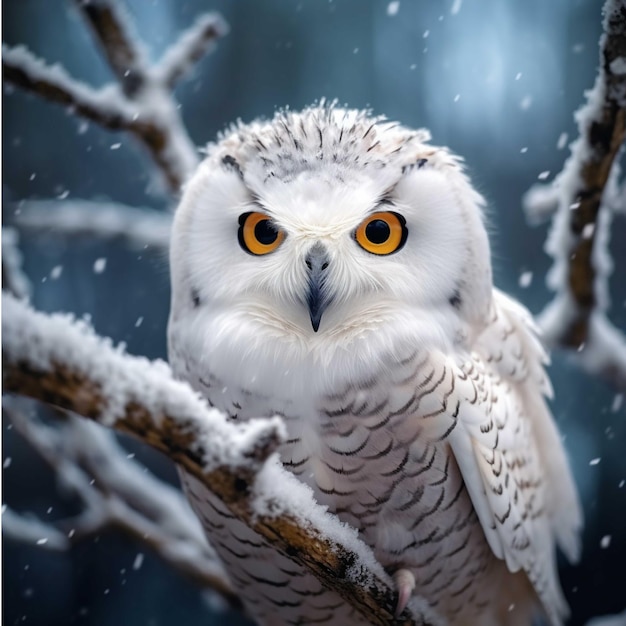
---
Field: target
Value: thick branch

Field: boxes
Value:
[74,0,148,97]
[1,294,440,626]
[522,0,626,388]
[563,0,625,341]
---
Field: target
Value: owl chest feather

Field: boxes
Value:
[189,339,503,618]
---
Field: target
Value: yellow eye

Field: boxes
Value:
[354,211,407,255]
[238,212,285,255]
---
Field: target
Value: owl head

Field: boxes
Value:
[170,104,493,356]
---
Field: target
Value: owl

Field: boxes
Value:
[167,104,582,626]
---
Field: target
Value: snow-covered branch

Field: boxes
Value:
[2,400,238,605]
[522,0,626,390]
[1,294,440,626]
[2,44,136,130]
[13,200,172,251]
[2,2,228,193]
[154,13,227,88]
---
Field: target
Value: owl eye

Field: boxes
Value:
[238,212,285,255]
[354,211,407,255]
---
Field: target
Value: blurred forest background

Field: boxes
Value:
[2,0,625,625]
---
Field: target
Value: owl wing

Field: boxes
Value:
[445,289,582,625]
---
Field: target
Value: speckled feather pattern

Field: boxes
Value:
[168,104,582,626]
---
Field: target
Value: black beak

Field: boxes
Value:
[305,244,331,332]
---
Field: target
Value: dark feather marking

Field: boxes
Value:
[222,154,243,179]
[362,436,394,460]
[328,434,370,456]
[362,122,376,138]
[247,573,290,588]
[443,528,472,558]
[380,449,410,476]
[442,478,465,511]
[191,288,201,308]
[398,485,425,512]
[283,456,309,469]
[322,460,365,476]
[409,487,446,528]
[449,289,462,309]
[316,484,357,497]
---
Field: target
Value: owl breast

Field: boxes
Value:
[170,325,532,626]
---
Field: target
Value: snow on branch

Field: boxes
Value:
[1,294,441,626]
[2,44,136,130]
[522,0,626,390]
[2,2,228,194]
[154,12,228,88]
[2,227,32,299]
[13,199,172,251]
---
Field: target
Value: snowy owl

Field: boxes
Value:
[168,104,582,626]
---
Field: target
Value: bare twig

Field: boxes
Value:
[13,200,172,251]
[2,2,228,193]
[1,294,441,626]
[522,0,626,389]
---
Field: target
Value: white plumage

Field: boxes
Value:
[168,104,582,625]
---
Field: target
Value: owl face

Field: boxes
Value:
[170,106,493,348]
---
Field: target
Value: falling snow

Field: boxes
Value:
[557,132,569,150]
[518,273,533,289]
[610,394,623,413]
[93,258,107,274]
[520,95,533,110]
[450,0,462,15]
[600,535,611,549]
[133,553,144,570]
[386,1,400,16]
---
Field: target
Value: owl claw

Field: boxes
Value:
[393,568,416,617]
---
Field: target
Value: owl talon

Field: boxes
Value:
[393,568,416,617]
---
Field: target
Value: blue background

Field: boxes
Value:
[3,1,625,625]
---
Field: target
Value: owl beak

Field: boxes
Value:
[305,244,331,333]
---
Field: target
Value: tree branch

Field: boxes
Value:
[2,44,135,131]
[154,13,229,89]
[1,294,441,626]
[2,2,228,194]
[522,0,626,389]
[12,200,172,251]
[74,0,148,97]
[3,399,239,605]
